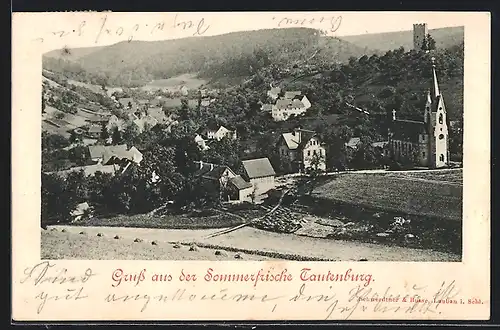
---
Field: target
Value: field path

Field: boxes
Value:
[46,225,460,262]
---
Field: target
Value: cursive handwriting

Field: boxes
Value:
[105,288,285,313]
[19,261,95,286]
[35,287,88,314]
[273,15,342,33]
[32,13,211,44]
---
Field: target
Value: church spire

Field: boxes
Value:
[431,57,440,98]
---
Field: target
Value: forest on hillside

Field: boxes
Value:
[42,28,367,87]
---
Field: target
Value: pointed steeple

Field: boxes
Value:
[431,57,440,98]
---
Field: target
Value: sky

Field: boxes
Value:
[15,11,475,53]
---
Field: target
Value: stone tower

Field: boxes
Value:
[413,23,428,50]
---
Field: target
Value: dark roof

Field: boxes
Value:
[193,162,235,180]
[390,119,427,143]
[242,158,276,179]
[229,175,253,190]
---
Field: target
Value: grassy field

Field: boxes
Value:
[41,229,272,260]
[141,73,207,92]
[42,225,460,261]
[312,172,463,221]
[384,169,463,184]
[74,211,247,230]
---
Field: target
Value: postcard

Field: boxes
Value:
[12,11,490,321]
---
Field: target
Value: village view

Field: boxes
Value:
[41,24,464,261]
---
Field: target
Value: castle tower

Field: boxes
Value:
[428,57,449,168]
[413,23,428,50]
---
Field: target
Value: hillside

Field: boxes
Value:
[42,28,369,87]
[341,26,464,53]
[44,45,107,61]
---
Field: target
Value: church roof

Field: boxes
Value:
[390,119,427,143]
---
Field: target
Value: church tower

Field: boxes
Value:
[426,57,449,168]
[413,23,428,50]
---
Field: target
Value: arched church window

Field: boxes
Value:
[439,134,444,140]
[439,114,443,124]
[439,154,445,162]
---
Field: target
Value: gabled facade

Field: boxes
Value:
[278,129,327,173]
[241,158,276,195]
[193,161,252,203]
[272,99,307,121]
[204,125,237,141]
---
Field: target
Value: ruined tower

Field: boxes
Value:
[413,23,428,50]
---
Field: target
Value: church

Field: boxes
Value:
[388,58,450,169]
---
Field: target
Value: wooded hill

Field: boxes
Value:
[42,28,369,87]
[341,26,464,53]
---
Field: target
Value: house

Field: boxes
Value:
[133,115,159,133]
[227,175,254,203]
[147,107,173,125]
[88,144,143,165]
[346,137,362,150]
[200,98,211,107]
[70,202,92,222]
[387,58,450,168]
[283,91,311,110]
[272,99,307,121]
[193,161,248,203]
[87,125,103,138]
[241,158,276,195]
[278,128,327,173]
[261,104,273,112]
[180,85,189,96]
[118,97,135,109]
[284,91,302,100]
[87,115,109,124]
[203,124,237,141]
[267,87,281,100]
[128,146,144,164]
[194,134,210,151]
[106,115,126,133]
[48,163,121,178]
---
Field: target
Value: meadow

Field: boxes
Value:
[140,73,207,92]
[312,171,463,221]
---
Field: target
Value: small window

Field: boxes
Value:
[307,150,311,156]
[422,152,426,158]
[439,114,443,124]
[439,134,444,140]
[439,154,445,162]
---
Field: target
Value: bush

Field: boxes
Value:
[190,209,217,217]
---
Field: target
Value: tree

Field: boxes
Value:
[421,34,436,52]
[111,126,122,144]
[121,123,140,146]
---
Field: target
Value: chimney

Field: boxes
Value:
[210,163,214,171]
[392,109,397,121]
[198,160,203,169]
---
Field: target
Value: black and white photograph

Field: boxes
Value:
[40,14,464,262]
